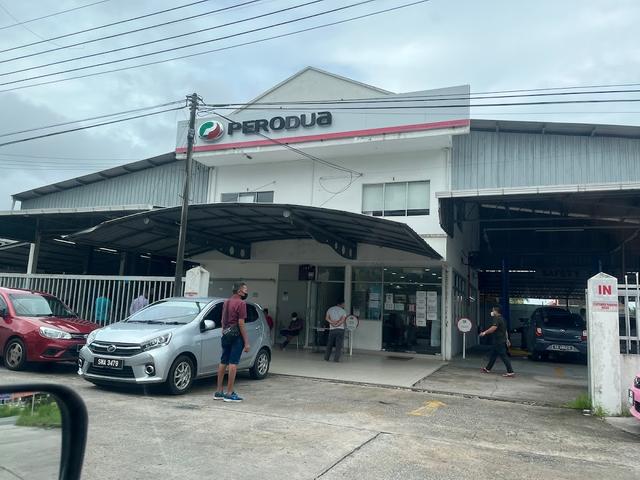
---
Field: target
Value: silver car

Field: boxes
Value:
[77,297,272,394]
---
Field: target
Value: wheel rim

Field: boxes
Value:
[7,343,23,367]
[257,352,269,375]
[173,361,192,390]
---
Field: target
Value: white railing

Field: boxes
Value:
[0,274,184,326]
[619,273,639,354]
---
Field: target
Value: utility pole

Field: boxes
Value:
[174,93,199,295]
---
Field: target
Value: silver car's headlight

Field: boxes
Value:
[39,326,72,340]
[141,333,172,351]
[86,330,99,345]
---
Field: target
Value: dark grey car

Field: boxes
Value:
[527,306,587,362]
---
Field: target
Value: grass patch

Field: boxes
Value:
[592,405,608,418]
[0,404,22,418]
[564,393,591,410]
[15,402,61,428]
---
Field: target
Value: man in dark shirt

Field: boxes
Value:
[480,305,515,377]
[214,283,250,402]
[279,312,303,350]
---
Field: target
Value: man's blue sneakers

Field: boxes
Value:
[223,391,243,402]
[213,391,225,400]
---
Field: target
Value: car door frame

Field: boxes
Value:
[238,303,264,368]
[196,301,223,376]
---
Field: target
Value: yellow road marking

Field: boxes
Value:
[408,400,447,416]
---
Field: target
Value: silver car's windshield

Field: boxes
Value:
[125,300,205,325]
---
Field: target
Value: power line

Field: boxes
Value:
[0,100,184,138]
[0,0,263,62]
[0,0,111,31]
[0,0,333,77]
[199,98,640,111]
[209,109,362,176]
[0,0,208,52]
[0,107,184,148]
[0,0,430,93]
[0,152,137,161]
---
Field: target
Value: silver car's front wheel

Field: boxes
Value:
[166,355,194,395]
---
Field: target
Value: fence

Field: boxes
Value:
[619,273,639,354]
[0,274,184,326]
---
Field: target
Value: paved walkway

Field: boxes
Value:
[270,348,444,388]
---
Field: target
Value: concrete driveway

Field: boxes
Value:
[0,362,636,480]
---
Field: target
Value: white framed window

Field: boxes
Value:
[220,191,274,203]
[362,181,430,217]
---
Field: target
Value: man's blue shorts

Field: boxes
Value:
[221,335,244,365]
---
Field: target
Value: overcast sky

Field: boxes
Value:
[0,0,638,209]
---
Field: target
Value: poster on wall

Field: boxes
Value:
[427,291,438,321]
[416,291,427,327]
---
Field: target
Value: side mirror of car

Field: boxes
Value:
[0,383,88,480]
[200,319,216,332]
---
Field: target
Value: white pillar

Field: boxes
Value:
[587,273,621,415]
[26,235,41,274]
[344,265,352,314]
[184,266,210,297]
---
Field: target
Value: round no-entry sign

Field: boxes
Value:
[457,318,472,333]
[345,315,359,331]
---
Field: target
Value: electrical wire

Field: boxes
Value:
[0,2,66,46]
[0,152,138,161]
[0,0,264,62]
[0,106,184,148]
[0,0,208,52]
[0,0,350,79]
[207,109,363,176]
[0,0,111,31]
[0,100,185,138]
[0,1,441,94]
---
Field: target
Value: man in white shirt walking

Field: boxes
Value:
[130,291,149,315]
[324,300,347,362]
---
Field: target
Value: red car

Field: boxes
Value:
[0,287,99,371]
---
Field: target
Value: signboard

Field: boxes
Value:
[345,315,359,331]
[176,85,470,154]
[416,291,427,327]
[588,274,618,312]
[426,291,438,321]
[457,318,472,333]
[298,264,316,281]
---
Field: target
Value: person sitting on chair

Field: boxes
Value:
[280,312,303,350]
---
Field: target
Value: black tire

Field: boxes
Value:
[165,355,194,395]
[4,338,27,371]
[249,348,270,380]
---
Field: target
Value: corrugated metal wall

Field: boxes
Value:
[452,131,640,190]
[21,161,210,209]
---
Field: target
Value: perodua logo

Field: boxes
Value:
[107,345,117,353]
[198,121,225,142]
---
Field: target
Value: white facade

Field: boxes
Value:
[178,67,475,359]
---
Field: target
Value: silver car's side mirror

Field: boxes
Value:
[0,383,88,480]
[201,320,216,331]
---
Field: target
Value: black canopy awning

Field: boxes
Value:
[68,203,441,260]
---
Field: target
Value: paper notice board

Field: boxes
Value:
[426,291,438,321]
[416,291,427,327]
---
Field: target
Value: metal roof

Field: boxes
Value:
[471,119,640,139]
[68,203,441,260]
[12,152,177,202]
[0,205,157,242]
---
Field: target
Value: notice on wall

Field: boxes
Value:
[385,293,394,304]
[416,291,427,327]
[384,302,395,311]
[427,291,438,321]
[368,300,380,309]
[394,303,405,311]
[370,293,380,301]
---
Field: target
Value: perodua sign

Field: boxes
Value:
[176,84,470,153]
[198,112,332,142]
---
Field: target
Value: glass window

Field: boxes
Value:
[221,193,238,202]
[362,184,383,215]
[407,181,430,215]
[9,294,74,318]
[352,267,383,282]
[125,300,204,324]
[256,191,274,203]
[203,303,223,329]
[238,193,255,203]
[316,267,345,282]
[362,181,430,217]
[246,305,259,323]
[383,267,441,284]
[384,183,406,216]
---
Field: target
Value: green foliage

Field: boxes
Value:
[0,404,22,418]
[564,393,591,410]
[15,401,61,428]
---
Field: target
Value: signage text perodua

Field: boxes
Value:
[228,111,332,136]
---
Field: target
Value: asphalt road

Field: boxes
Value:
[1,364,638,480]
[0,420,60,480]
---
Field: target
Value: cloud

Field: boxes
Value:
[1,0,639,209]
